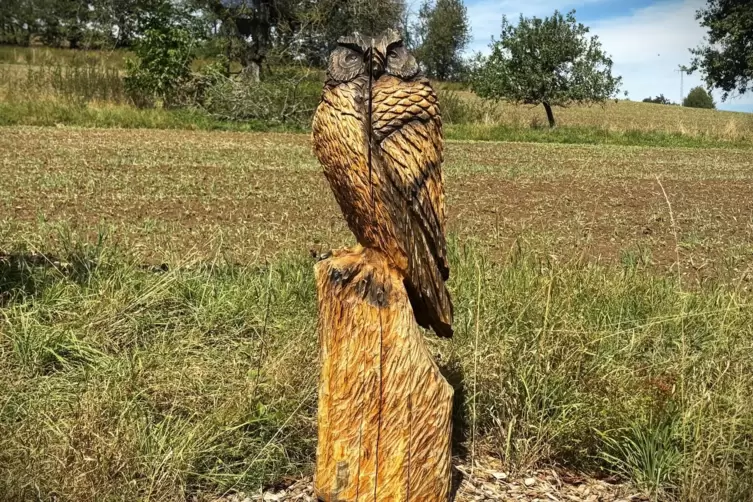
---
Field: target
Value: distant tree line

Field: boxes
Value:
[641,89,716,109]
[3,0,745,126]
[0,0,472,81]
[642,94,674,105]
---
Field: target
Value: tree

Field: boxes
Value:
[682,86,716,109]
[0,0,190,49]
[690,0,753,101]
[124,3,196,107]
[471,10,621,128]
[94,0,187,48]
[0,0,94,48]
[37,0,92,48]
[643,94,673,105]
[295,0,407,68]
[413,0,471,81]
[0,0,37,45]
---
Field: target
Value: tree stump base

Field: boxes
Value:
[314,247,453,502]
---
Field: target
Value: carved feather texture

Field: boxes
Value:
[312,71,453,337]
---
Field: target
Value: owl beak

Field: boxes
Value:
[370,53,385,77]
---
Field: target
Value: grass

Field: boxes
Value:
[445,123,753,148]
[0,100,749,149]
[1,125,753,500]
[0,45,129,68]
[440,90,753,143]
[0,238,319,501]
[1,47,751,148]
[1,231,752,501]
[0,101,289,131]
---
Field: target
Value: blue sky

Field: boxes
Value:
[415,0,753,112]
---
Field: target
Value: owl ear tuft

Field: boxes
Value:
[383,28,403,49]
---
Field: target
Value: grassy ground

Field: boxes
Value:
[0,45,128,68]
[442,90,753,140]
[1,100,751,149]
[1,126,753,501]
[1,46,752,147]
[2,47,753,501]
[2,127,752,281]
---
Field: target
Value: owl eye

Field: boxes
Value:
[345,52,359,63]
[388,50,399,60]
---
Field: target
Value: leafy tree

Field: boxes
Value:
[642,94,673,105]
[94,0,198,48]
[413,0,471,81]
[124,18,195,107]
[192,0,305,81]
[682,86,716,109]
[471,10,621,127]
[295,0,407,68]
[690,0,753,101]
[0,0,190,49]
[37,0,92,48]
[0,0,94,48]
[0,0,37,45]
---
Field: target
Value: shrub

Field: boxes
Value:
[199,67,321,128]
[124,26,194,108]
[642,95,673,105]
[682,87,715,109]
[438,90,499,125]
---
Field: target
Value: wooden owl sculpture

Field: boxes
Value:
[312,29,453,338]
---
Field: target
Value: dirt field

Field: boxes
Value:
[2,126,751,283]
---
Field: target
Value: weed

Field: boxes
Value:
[1,234,752,500]
[599,415,682,497]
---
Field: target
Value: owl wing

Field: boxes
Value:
[371,76,453,337]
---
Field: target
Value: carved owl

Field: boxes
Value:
[312,29,453,338]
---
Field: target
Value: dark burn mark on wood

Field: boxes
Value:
[328,265,391,308]
[328,265,355,286]
[355,273,391,308]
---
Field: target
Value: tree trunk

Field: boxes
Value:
[242,61,261,83]
[543,101,556,128]
[314,247,453,502]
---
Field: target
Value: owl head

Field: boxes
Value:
[327,28,419,82]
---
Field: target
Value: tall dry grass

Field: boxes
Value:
[1,232,752,501]
[438,90,753,143]
[0,45,127,68]
[0,47,751,146]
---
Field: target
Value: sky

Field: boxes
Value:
[418,0,753,113]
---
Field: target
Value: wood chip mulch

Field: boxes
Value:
[214,457,651,502]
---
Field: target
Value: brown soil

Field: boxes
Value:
[2,127,752,283]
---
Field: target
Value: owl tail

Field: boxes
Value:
[402,225,454,338]
[404,273,453,338]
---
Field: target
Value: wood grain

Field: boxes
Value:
[314,247,453,501]
[312,71,453,338]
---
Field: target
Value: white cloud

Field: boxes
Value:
[466,0,606,54]
[465,0,753,112]
[590,0,753,110]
